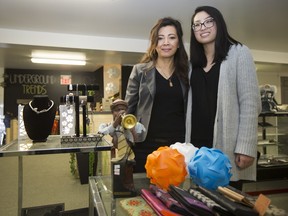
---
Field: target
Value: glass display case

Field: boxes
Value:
[89,174,287,216]
[257,112,288,180]
[88,173,192,216]
[0,135,113,216]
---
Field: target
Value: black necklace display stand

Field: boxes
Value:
[23,95,57,142]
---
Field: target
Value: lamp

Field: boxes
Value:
[31,50,86,65]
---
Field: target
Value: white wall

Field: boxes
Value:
[252,50,288,65]
[1,29,288,65]
[0,28,148,54]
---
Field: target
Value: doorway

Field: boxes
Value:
[281,77,288,104]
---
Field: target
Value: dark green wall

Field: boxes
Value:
[4,68,104,117]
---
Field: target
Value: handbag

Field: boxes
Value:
[188,187,232,216]
[149,184,192,215]
[197,186,258,216]
[168,185,215,216]
[120,196,157,216]
[141,188,182,216]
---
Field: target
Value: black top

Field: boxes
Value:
[147,70,185,143]
[190,63,220,148]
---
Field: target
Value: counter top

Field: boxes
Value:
[0,135,113,157]
[89,174,287,216]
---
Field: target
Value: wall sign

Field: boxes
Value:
[4,68,103,117]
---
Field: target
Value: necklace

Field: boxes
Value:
[168,76,173,87]
[29,100,54,114]
[157,69,174,87]
[163,72,174,87]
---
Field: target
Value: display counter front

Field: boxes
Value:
[0,135,113,216]
[257,112,288,181]
[89,173,287,216]
[89,173,192,216]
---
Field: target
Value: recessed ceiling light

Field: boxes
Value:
[31,50,86,65]
[31,58,86,65]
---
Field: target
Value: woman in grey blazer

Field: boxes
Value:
[125,17,189,173]
[186,6,261,189]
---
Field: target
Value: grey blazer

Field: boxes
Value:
[125,61,187,142]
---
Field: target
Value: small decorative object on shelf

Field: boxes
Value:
[259,84,278,113]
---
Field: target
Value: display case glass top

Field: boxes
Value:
[0,135,113,157]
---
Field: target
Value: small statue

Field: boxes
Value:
[259,84,278,113]
[98,99,145,197]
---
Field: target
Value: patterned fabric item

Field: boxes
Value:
[120,196,157,216]
[141,188,182,216]
[188,188,231,216]
[168,185,215,216]
[196,186,258,216]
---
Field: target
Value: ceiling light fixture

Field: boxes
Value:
[31,58,86,65]
[31,50,86,66]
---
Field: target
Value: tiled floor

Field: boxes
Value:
[0,154,90,216]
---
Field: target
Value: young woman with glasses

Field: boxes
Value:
[185,6,261,190]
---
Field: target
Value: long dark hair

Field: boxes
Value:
[141,17,189,87]
[190,6,241,68]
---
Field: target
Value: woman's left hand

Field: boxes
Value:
[235,154,254,169]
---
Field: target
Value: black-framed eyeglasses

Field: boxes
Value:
[192,18,214,32]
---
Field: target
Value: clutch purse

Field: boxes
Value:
[197,186,258,216]
[217,186,254,208]
[141,188,182,216]
[188,187,232,216]
[149,184,192,215]
[120,196,157,216]
[168,185,215,216]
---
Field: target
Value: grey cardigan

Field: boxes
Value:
[125,61,187,142]
[185,44,261,181]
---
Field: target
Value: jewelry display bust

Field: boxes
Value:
[23,95,56,142]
